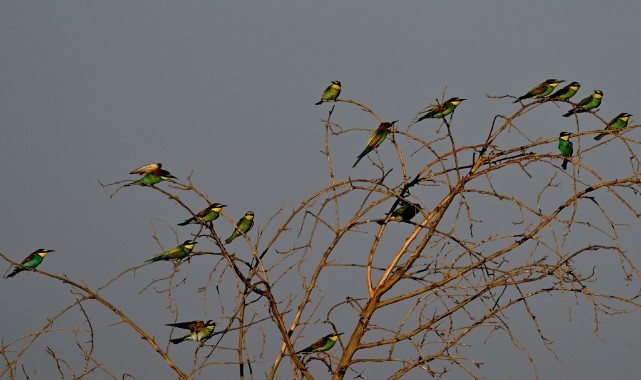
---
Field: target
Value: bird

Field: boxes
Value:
[145,240,197,262]
[5,249,55,279]
[352,121,397,168]
[296,333,342,354]
[377,200,422,224]
[129,163,163,175]
[225,211,255,244]
[315,81,342,105]
[415,97,466,123]
[547,82,580,101]
[167,320,216,344]
[178,203,226,226]
[594,113,633,140]
[558,132,573,170]
[562,90,603,117]
[513,79,564,103]
[126,163,176,186]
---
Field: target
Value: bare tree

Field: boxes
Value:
[2,92,640,379]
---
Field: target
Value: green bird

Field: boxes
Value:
[225,211,255,244]
[513,79,564,103]
[5,249,54,279]
[297,333,342,354]
[127,163,176,186]
[377,200,422,224]
[547,81,580,101]
[167,320,216,344]
[415,97,466,123]
[563,90,603,117]
[178,203,226,226]
[315,81,342,105]
[558,132,573,170]
[594,113,633,140]
[146,240,197,262]
[352,121,397,168]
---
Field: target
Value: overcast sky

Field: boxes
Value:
[2,1,641,378]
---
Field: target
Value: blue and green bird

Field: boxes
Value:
[146,240,197,262]
[547,81,580,101]
[558,132,573,170]
[513,79,564,103]
[178,203,226,227]
[167,320,216,344]
[563,90,603,117]
[352,121,397,168]
[315,81,342,105]
[127,163,176,186]
[594,113,633,140]
[377,200,422,224]
[5,249,54,279]
[296,333,342,354]
[225,211,255,244]
[415,97,466,123]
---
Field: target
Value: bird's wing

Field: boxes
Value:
[130,163,159,175]
[168,320,204,332]
[311,337,328,350]
[20,252,37,265]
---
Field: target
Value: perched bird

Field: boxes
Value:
[315,81,342,105]
[178,203,226,226]
[352,121,397,168]
[130,163,163,175]
[146,240,197,262]
[127,163,176,187]
[377,200,422,224]
[297,333,342,354]
[558,132,573,170]
[594,113,633,140]
[562,90,603,117]
[167,320,216,344]
[513,79,564,103]
[547,82,580,101]
[225,211,255,244]
[415,97,466,123]
[5,249,55,279]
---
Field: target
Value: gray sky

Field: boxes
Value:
[2,1,641,378]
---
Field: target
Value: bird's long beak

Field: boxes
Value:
[48,250,56,253]
[391,120,399,125]
[221,204,228,207]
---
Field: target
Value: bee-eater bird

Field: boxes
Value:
[178,203,226,226]
[297,333,342,354]
[225,211,255,244]
[513,79,564,103]
[5,249,55,279]
[146,240,197,262]
[127,163,176,186]
[415,97,466,123]
[352,121,397,168]
[315,81,342,105]
[167,320,216,344]
[594,113,633,140]
[130,163,162,175]
[377,200,422,224]
[563,90,603,117]
[558,132,573,170]
[547,82,581,101]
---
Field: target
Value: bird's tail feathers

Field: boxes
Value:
[594,133,606,140]
[170,336,185,344]
[562,159,569,170]
[315,100,323,105]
